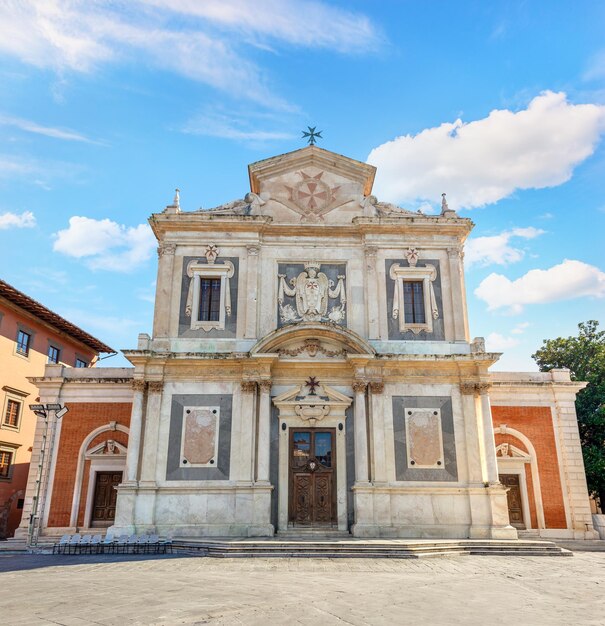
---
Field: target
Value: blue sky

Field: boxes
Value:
[0,1,604,370]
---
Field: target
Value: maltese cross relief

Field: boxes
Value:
[284,171,341,220]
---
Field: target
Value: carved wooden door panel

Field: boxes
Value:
[499,473,526,529]
[91,471,122,527]
[289,429,336,526]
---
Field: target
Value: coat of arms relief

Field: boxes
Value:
[278,262,346,324]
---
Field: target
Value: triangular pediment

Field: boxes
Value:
[273,382,352,406]
[246,146,376,224]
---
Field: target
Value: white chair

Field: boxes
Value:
[67,533,81,555]
[79,534,93,555]
[91,534,103,554]
[53,534,70,555]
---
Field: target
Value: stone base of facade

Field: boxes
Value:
[110,483,275,538]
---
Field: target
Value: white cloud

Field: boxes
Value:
[0,1,380,109]
[465,226,544,267]
[183,108,297,142]
[0,113,96,143]
[474,259,605,314]
[511,321,530,335]
[368,91,605,209]
[584,50,605,82]
[485,332,520,352]
[0,210,36,229]
[53,216,156,272]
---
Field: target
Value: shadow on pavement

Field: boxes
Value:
[0,553,192,573]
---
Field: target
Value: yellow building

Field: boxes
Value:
[0,279,112,538]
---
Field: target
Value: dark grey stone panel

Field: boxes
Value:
[392,396,457,482]
[178,256,239,338]
[384,259,445,341]
[345,406,355,528]
[166,394,232,480]
[276,262,347,329]
[270,403,279,528]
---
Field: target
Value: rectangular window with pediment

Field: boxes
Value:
[179,256,239,338]
[385,259,445,340]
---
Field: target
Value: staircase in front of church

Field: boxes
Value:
[173,537,572,558]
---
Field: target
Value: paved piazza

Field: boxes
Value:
[1,552,604,625]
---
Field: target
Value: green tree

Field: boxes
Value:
[532,320,605,509]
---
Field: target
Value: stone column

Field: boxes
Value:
[236,381,256,482]
[369,381,387,483]
[478,383,500,485]
[257,380,272,483]
[125,380,146,484]
[245,245,260,339]
[353,381,369,483]
[447,247,468,342]
[364,246,379,339]
[459,383,484,485]
[153,243,177,338]
[139,381,163,485]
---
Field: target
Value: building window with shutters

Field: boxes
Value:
[0,449,13,479]
[3,399,21,430]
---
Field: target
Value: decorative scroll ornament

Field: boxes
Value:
[278,338,347,359]
[278,262,346,323]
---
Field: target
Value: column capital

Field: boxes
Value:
[258,380,272,392]
[132,380,147,393]
[241,381,257,393]
[352,380,368,394]
[446,246,463,260]
[459,381,492,396]
[247,245,260,256]
[364,245,378,258]
[368,381,384,394]
[147,381,164,393]
[157,243,176,257]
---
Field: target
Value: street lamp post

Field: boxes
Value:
[27,403,69,547]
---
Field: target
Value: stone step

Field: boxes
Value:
[173,539,571,558]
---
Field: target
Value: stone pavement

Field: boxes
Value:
[1,552,604,625]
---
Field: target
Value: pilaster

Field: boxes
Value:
[153,242,177,337]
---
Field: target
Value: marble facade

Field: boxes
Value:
[18,146,597,541]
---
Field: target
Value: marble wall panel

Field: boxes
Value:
[392,396,457,482]
[385,259,445,341]
[178,256,239,338]
[345,406,355,528]
[166,394,232,480]
[405,408,443,468]
[181,407,219,466]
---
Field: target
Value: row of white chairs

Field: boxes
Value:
[52,533,173,555]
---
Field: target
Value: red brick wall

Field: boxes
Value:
[47,403,131,528]
[492,406,567,529]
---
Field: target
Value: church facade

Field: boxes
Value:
[16,146,598,541]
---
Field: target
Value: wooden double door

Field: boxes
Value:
[289,428,336,526]
[90,471,122,528]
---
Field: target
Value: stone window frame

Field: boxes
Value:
[389,263,439,334]
[0,442,20,480]
[186,259,234,332]
[404,407,444,469]
[179,405,220,468]
[1,386,28,432]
